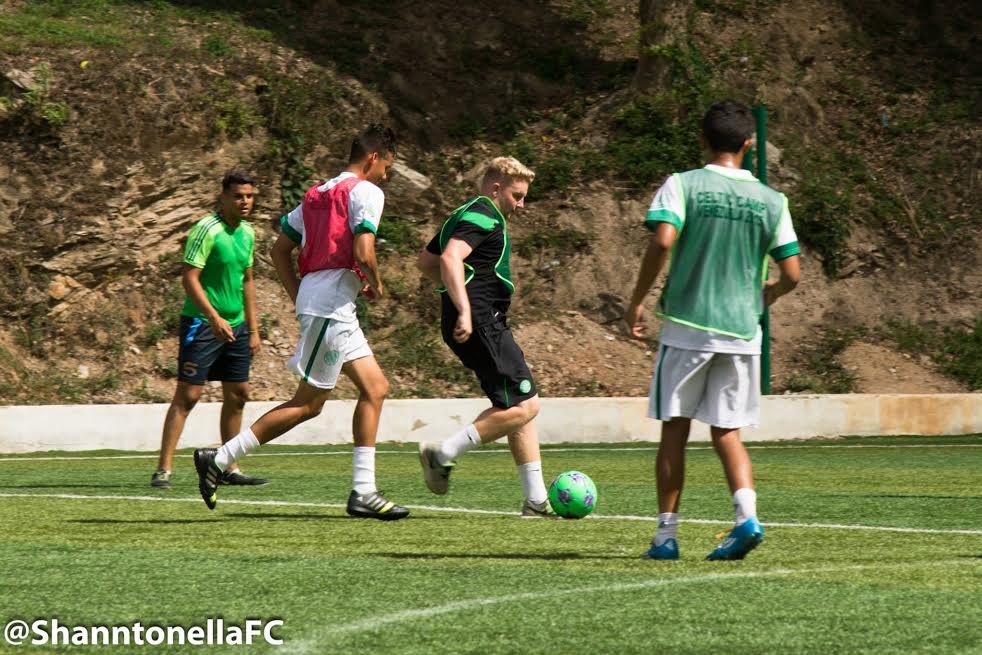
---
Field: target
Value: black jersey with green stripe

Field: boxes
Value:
[425,196,513,324]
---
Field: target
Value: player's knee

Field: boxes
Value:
[516,396,539,423]
[364,377,389,403]
[225,388,249,409]
[172,388,201,414]
[508,397,539,429]
[302,400,325,420]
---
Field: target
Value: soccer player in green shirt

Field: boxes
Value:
[625,100,801,560]
[150,172,267,489]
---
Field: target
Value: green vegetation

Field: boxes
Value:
[258,73,341,209]
[0,0,125,51]
[142,283,185,347]
[205,79,262,139]
[787,147,863,276]
[692,0,780,16]
[375,323,480,398]
[504,136,603,200]
[0,63,70,130]
[882,319,982,391]
[514,228,593,260]
[605,41,721,189]
[201,33,234,58]
[782,327,864,394]
[0,437,980,653]
[15,301,55,359]
[376,216,422,257]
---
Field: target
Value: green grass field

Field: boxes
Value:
[1,435,980,654]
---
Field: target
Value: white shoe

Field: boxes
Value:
[418,442,453,495]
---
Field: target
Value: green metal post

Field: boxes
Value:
[742,106,771,394]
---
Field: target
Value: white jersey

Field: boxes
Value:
[281,172,384,322]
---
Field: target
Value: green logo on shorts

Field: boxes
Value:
[519,379,532,394]
[324,350,340,366]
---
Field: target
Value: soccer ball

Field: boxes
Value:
[547,470,598,519]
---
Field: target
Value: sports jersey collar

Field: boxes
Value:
[704,164,756,181]
[474,195,507,223]
[318,171,359,192]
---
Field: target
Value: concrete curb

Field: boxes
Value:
[0,394,979,453]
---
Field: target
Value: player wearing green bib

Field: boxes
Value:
[625,100,801,560]
[150,172,267,490]
[415,157,552,517]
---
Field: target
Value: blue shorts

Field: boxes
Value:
[177,316,251,385]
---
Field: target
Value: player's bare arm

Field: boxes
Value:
[624,222,677,338]
[353,231,384,300]
[242,266,261,356]
[182,264,234,342]
[440,237,474,343]
[764,254,801,307]
[270,232,300,304]
[415,247,443,285]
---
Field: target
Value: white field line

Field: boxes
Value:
[1,442,981,462]
[290,558,981,648]
[1,492,981,536]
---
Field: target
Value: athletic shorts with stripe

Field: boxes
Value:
[648,344,760,429]
[177,315,251,384]
[442,310,536,409]
[287,314,373,389]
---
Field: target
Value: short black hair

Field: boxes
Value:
[222,171,256,191]
[348,124,397,164]
[701,100,754,154]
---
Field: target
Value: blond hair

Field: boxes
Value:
[482,156,535,187]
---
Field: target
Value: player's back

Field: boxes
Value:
[660,166,785,339]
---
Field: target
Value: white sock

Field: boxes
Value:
[214,428,260,471]
[516,461,548,504]
[437,424,481,466]
[733,488,757,524]
[653,512,679,546]
[352,447,377,495]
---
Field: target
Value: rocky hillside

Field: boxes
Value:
[0,0,979,406]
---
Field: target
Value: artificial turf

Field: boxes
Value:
[0,435,980,654]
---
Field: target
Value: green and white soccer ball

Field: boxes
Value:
[548,470,598,519]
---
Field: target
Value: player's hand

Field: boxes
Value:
[361,283,383,301]
[210,317,235,342]
[623,303,645,339]
[453,313,473,343]
[249,330,262,356]
[763,279,780,307]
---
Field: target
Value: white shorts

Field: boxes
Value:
[287,315,373,389]
[647,344,760,429]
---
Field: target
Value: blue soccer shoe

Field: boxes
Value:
[706,518,763,561]
[643,538,679,560]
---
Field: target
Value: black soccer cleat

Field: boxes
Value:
[193,448,222,510]
[220,470,269,486]
[150,469,172,489]
[345,490,410,521]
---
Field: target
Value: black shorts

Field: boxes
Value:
[177,316,251,385]
[442,311,536,409]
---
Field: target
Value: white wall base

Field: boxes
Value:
[0,394,979,454]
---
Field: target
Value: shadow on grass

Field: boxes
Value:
[67,518,223,525]
[374,552,635,561]
[225,512,445,521]
[0,483,133,489]
[822,493,982,501]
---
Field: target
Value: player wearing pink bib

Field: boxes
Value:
[192,125,409,520]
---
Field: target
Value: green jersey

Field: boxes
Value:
[180,213,255,327]
[647,166,796,340]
